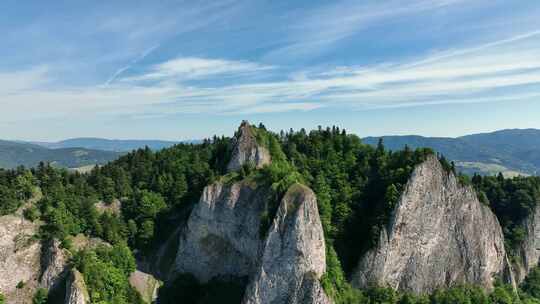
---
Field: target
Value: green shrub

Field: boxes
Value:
[16,281,25,289]
[32,288,48,304]
[23,206,39,221]
[72,245,141,304]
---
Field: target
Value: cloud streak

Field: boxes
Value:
[123,57,274,83]
[1,6,540,124]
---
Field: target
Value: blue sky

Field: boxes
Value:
[1,0,540,141]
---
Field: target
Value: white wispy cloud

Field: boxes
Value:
[2,27,540,122]
[0,66,50,94]
[123,57,274,82]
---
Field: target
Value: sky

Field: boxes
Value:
[1,0,540,141]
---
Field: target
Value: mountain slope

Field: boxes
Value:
[0,140,120,169]
[363,129,540,176]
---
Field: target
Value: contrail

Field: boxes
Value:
[104,44,160,86]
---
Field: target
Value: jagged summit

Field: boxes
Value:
[352,155,515,293]
[227,121,271,173]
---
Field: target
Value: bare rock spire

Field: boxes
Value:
[352,155,514,293]
[227,121,271,172]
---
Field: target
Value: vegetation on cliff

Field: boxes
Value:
[472,174,540,256]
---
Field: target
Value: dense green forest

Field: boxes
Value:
[472,174,540,257]
[1,124,540,303]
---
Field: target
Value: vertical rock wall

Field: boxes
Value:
[352,155,513,293]
[173,181,269,282]
[242,184,330,304]
[64,270,89,304]
[513,205,540,283]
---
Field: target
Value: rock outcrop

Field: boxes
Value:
[227,121,271,173]
[70,233,110,251]
[129,270,161,304]
[172,122,332,303]
[95,199,122,216]
[352,155,512,293]
[513,205,540,283]
[174,181,269,282]
[0,214,41,304]
[39,239,69,291]
[65,270,89,304]
[0,211,71,303]
[243,184,330,304]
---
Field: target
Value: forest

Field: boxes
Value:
[1,124,540,304]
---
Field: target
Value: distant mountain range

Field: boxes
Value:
[363,129,540,176]
[1,130,539,175]
[0,140,121,169]
[0,138,191,169]
[33,137,184,152]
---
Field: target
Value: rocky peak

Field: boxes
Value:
[227,121,271,173]
[242,184,331,304]
[352,155,513,293]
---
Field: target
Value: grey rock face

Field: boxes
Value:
[296,273,333,304]
[0,214,41,304]
[65,270,89,304]
[352,155,511,293]
[174,181,269,282]
[39,239,68,291]
[227,121,271,173]
[243,184,330,304]
[129,270,161,304]
[513,205,540,283]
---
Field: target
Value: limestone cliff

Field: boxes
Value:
[242,184,330,304]
[227,121,271,173]
[65,270,89,304]
[129,270,161,304]
[0,209,73,303]
[173,180,269,282]
[172,122,332,302]
[513,205,540,283]
[352,155,512,293]
[0,214,41,304]
[39,239,69,291]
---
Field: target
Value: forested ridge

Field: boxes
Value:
[1,123,540,304]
